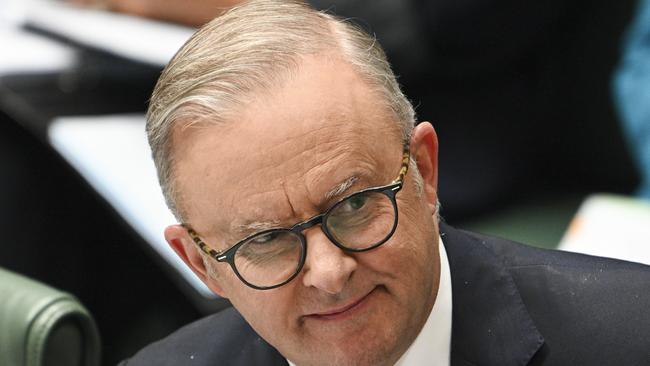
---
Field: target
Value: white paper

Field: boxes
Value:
[25,0,196,66]
[559,194,650,266]
[0,28,78,74]
[48,114,214,297]
[0,0,79,77]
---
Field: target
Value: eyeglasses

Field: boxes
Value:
[184,144,410,290]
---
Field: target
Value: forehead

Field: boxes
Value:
[173,54,402,233]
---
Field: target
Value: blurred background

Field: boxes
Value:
[1,0,649,364]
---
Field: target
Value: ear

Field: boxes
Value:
[164,225,227,297]
[409,122,439,212]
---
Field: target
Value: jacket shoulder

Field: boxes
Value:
[448,226,650,364]
[119,307,287,366]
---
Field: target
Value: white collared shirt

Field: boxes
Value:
[288,237,453,366]
[394,236,452,366]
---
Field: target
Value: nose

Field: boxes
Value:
[301,228,358,295]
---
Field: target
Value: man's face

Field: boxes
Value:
[169,54,441,366]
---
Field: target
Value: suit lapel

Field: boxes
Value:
[439,223,544,366]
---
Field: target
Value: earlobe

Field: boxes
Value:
[164,225,227,297]
[409,122,439,209]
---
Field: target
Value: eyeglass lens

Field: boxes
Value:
[232,190,396,288]
[326,190,396,249]
[234,230,303,288]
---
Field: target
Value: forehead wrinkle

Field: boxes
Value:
[228,186,290,224]
[266,126,355,165]
[207,181,288,240]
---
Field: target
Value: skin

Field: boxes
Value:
[69,0,240,27]
[165,53,442,366]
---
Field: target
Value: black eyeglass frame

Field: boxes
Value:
[184,143,410,290]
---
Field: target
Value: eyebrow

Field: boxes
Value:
[230,175,360,237]
[324,176,359,201]
[233,220,282,235]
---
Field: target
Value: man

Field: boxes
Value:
[122,1,650,365]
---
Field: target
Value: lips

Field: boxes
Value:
[305,287,376,321]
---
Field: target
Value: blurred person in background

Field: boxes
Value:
[69,0,240,26]
[614,0,650,200]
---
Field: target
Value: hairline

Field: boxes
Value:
[165,51,407,223]
[147,2,416,222]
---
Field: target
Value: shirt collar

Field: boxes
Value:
[288,236,452,366]
[394,235,452,365]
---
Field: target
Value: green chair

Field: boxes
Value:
[0,267,100,366]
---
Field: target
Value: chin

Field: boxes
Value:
[291,322,404,366]
[309,342,399,366]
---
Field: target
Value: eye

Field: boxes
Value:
[250,231,280,244]
[339,194,369,213]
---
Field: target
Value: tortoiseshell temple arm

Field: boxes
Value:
[183,224,222,259]
[394,143,410,184]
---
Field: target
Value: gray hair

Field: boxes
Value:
[146,0,416,220]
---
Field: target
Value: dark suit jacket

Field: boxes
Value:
[120,223,650,365]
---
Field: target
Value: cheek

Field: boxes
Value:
[229,294,271,321]
[371,196,439,290]
[392,197,436,256]
[222,283,297,339]
[361,225,435,291]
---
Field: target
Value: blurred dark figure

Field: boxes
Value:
[0,111,202,365]
[614,0,650,200]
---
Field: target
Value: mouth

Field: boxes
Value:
[305,287,377,321]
